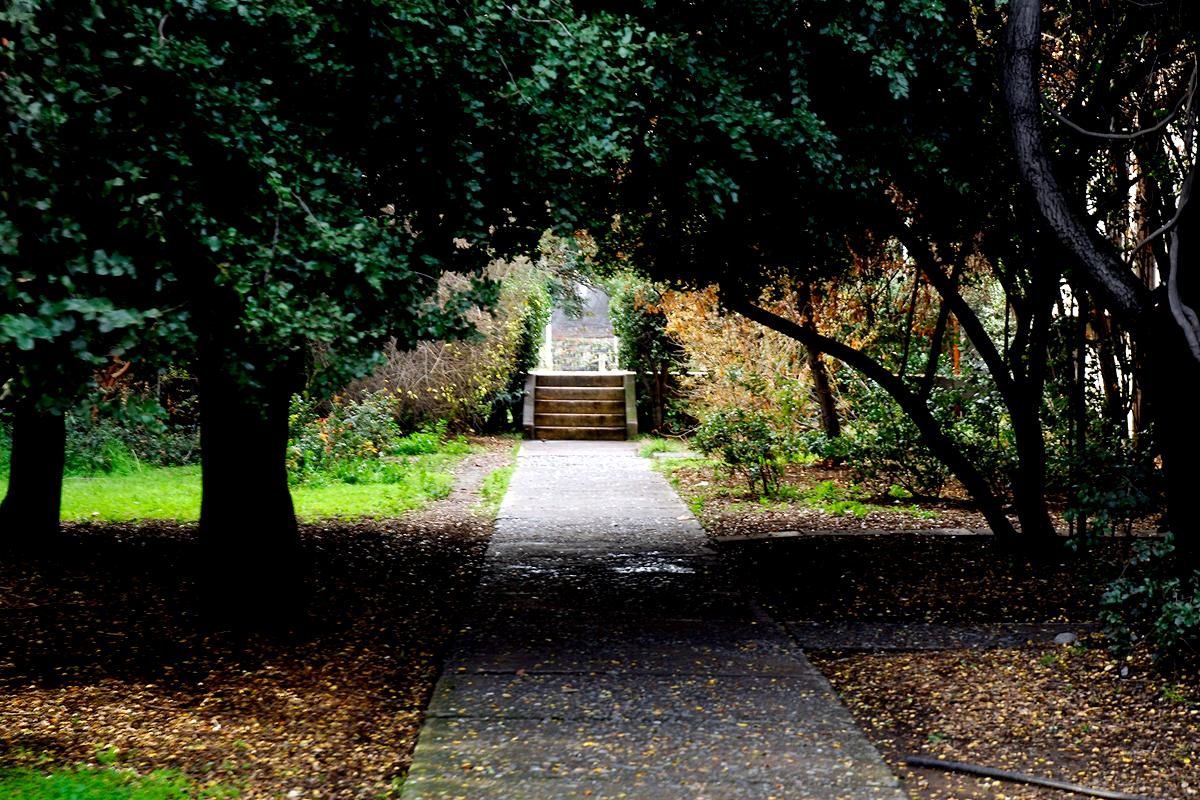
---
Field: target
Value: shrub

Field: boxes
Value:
[1100,534,1200,658]
[693,408,785,497]
[839,384,950,496]
[286,393,468,486]
[656,285,816,438]
[837,379,1016,498]
[607,274,689,434]
[347,258,552,432]
[1055,433,1160,549]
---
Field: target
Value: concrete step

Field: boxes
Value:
[535,398,625,415]
[536,386,625,402]
[536,412,625,428]
[535,373,625,388]
[534,426,627,441]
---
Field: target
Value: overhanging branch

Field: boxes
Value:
[1002,0,1151,324]
[723,289,1018,540]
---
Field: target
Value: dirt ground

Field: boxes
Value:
[0,438,514,799]
[674,458,1199,800]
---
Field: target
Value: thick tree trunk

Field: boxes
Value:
[798,296,841,439]
[0,403,66,546]
[1146,309,1200,572]
[807,345,841,439]
[1149,190,1200,573]
[198,351,305,627]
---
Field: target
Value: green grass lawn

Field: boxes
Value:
[0,766,236,799]
[0,453,466,523]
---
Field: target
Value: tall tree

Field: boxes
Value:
[2,1,648,619]
[594,0,1066,547]
[1,2,180,543]
[1003,0,1197,567]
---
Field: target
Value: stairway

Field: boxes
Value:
[525,372,635,441]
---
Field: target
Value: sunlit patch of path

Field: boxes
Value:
[402,440,908,799]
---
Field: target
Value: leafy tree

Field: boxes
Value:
[591,0,1068,546]
[1,1,647,618]
[1,2,186,540]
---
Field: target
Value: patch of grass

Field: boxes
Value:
[293,465,454,520]
[477,444,519,518]
[57,466,203,522]
[10,449,471,523]
[0,765,236,800]
[637,436,690,458]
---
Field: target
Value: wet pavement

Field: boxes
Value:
[402,440,908,799]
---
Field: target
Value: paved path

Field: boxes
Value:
[402,441,908,800]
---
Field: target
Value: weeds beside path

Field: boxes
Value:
[0,437,516,799]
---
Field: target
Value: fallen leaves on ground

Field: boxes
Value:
[0,439,514,799]
[697,462,1196,800]
[812,644,1200,800]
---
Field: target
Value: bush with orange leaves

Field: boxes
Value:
[657,285,833,445]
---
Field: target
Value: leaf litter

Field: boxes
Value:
[679,462,1199,800]
[0,438,515,799]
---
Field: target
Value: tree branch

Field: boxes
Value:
[723,290,1018,540]
[1166,170,1200,360]
[1002,0,1151,324]
[1046,87,1187,141]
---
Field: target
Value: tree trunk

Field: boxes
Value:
[1002,0,1150,321]
[1149,189,1200,573]
[0,403,66,547]
[198,350,306,627]
[800,298,840,439]
[807,345,840,439]
[1090,309,1127,435]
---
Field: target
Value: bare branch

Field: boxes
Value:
[1046,89,1186,141]
[1166,171,1200,360]
[505,4,573,39]
[157,13,170,47]
[1126,194,1187,263]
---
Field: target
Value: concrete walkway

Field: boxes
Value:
[402,441,908,800]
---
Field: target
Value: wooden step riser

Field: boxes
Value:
[536,387,625,402]
[535,413,625,427]
[535,426,627,441]
[535,373,626,388]
[535,399,625,414]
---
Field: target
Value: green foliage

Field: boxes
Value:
[1057,433,1160,550]
[1101,535,1200,658]
[286,393,467,487]
[62,415,199,477]
[2,1,647,422]
[0,766,235,800]
[838,384,950,495]
[837,380,1016,498]
[694,408,785,497]
[609,277,681,375]
[608,275,688,431]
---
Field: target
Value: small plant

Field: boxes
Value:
[1100,534,1200,658]
[1037,651,1060,668]
[1059,433,1159,550]
[693,408,785,498]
